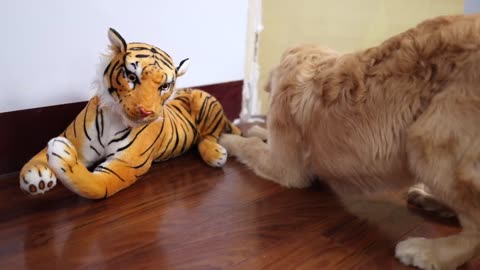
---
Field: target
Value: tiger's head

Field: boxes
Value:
[97,28,190,127]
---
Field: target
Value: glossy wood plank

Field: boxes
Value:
[0,126,479,269]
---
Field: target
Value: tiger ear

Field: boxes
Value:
[176,58,190,77]
[108,28,127,53]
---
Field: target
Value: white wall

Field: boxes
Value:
[0,0,248,113]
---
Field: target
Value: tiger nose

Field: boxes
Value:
[138,106,154,118]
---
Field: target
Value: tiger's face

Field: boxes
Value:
[100,28,190,127]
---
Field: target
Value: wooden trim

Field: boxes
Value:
[0,80,242,175]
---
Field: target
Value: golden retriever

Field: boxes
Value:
[219,14,480,270]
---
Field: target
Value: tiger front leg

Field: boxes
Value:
[20,149,57,195]
[47,137,149,199]
[198,137,227,167]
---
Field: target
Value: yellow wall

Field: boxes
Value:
[258,0,464,114]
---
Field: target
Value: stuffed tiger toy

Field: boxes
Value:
[19,28,241,199]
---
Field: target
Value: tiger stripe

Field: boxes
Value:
[19,28,242,199]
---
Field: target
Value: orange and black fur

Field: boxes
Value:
[19,28,241,199]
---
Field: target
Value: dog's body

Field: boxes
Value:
[220,14,480,269]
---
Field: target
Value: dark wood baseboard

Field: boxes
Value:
[0,80,243,175]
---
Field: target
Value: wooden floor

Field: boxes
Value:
[0,138,479,269]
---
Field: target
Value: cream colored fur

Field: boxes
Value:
[220,14,480,270]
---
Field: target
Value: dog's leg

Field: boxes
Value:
[396,224,479,270]
[397,166,480,270]
[395,94,480,270]
[219,134,311,188]
[407,183,456,218]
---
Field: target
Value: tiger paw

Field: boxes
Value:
[20,164,57,195]
[47,137,79,177]
[198,139,228,167]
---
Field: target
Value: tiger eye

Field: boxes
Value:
[159,83,170,91]
[127,73,137,82]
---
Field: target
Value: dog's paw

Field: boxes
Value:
[218,134,240,156]
[395,237,441,270]
[47,137,78,176]
[20,165,57,195]
[219,134,262,157]
[245,125,268,141]
[407,183,456,218]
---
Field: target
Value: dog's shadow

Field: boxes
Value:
[335,186,460,241]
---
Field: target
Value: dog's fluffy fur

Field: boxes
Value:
[220,14,480,269]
